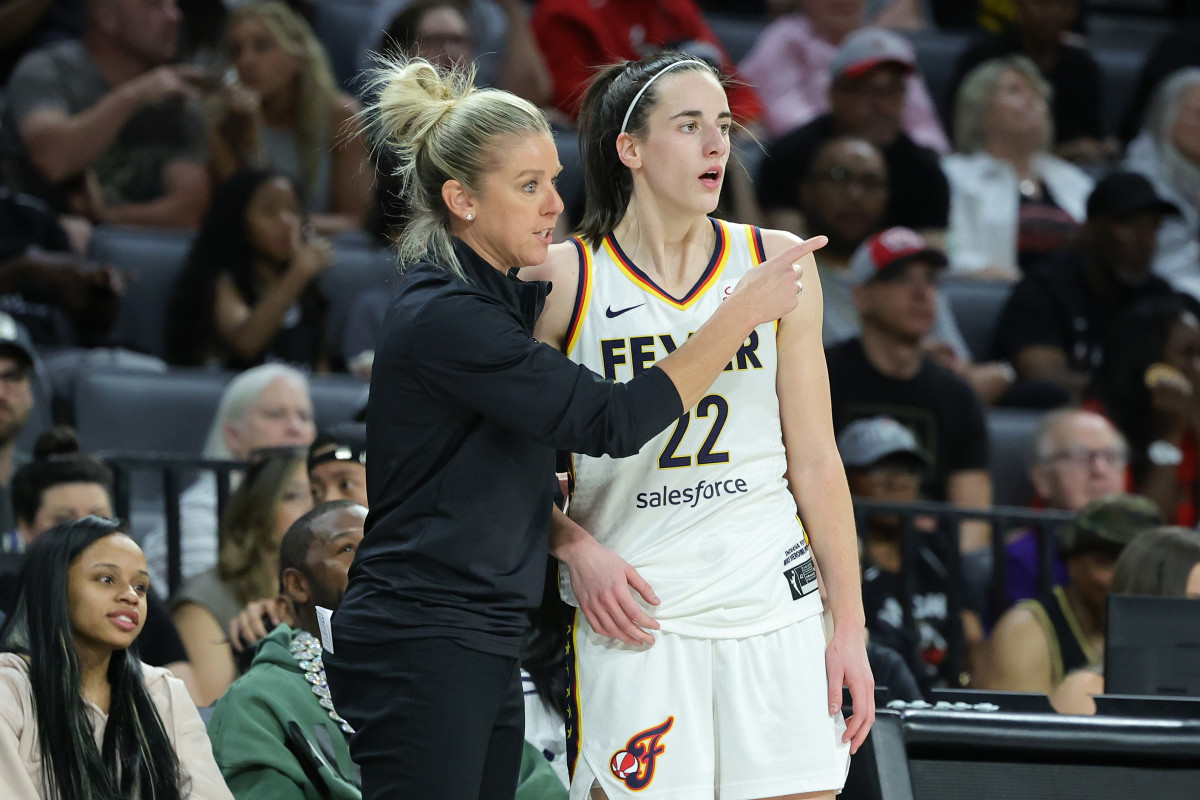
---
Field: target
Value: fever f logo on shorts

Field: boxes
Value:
[609,716,674,790]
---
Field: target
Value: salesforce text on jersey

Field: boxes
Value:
[635,477,750,509]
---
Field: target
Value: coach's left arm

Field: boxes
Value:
[764,228,875,755]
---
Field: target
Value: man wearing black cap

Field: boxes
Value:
[839,416,983,690]
[826,227,992,555]
[0,311,36,543]
[308,423,367,507]
[993,171,1188,399]
[980,493,1163,694]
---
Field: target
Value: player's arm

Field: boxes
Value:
[765,227,875,753]
[522,241,580,352]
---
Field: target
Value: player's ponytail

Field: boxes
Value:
[576,53,718,247]
[363,55,550,279]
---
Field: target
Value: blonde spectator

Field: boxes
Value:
[170,448,313,706]
[944,56,1092,280]
[207,1,371,234]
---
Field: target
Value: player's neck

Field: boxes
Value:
[612,202,713,293]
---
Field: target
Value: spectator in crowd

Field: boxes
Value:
[1087,296,1200,526]
[741,9,948,149]
[0,516,233,799]
[757,28,950,238]
[827,228,991,506]
[950,0,1112,164]
[207,1,371,234]
[307,423,367,507]
[1124,68,1200,303]
[840,416,983,691]
[531,0,761,124]
[0,425,204,702]
[206,500,365,799]
[5,0,210,229]
[993,172,1184,400]
[943,56,1093,280]
[979,493,1162,694]
[371,0,550,106]
[163,169,331,372]
[0,188,124,347]
[208,501,567,799]
[825,227,993,570]
[0,314,36,537]
[141,363,317,589]
[224,423,368,651]
[170,447,312,706]
[0,0,84,84]
[807,142,1017,404]
[1051,524,1200,715]
[1005,409,1128,605]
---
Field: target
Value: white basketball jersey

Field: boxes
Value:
[561,218,823,638]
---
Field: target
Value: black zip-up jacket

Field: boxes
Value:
[336,241,684,656]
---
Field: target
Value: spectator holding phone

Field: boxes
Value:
[5,0,211,230]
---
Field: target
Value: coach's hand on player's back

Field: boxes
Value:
[725,236,826,327]
[560,533,661,647]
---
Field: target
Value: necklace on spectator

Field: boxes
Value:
[1019,178,1039,199]
[289,630,354,735]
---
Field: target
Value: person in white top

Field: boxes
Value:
[0,516,232,799]
[943,55,1093,280]
[525,52,872,800]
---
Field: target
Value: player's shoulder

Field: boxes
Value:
[757,228,807,261]
[522,240,581,284]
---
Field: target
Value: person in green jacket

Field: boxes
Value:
[207,500,566,799]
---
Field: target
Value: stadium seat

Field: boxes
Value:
[1095,47,1147,137]
[317,244,398,358]
[88,225,192,359]
[313,0,377,91]
[940,277,1013,362]
[907,30,974,127]
[985,407,1044,508]
[707,12,768,65]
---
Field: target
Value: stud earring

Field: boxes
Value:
[466,213,474,221]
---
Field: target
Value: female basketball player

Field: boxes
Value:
[323,55,823,800]
[526,53,875,800]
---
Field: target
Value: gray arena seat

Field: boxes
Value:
[88,225,192,358]
[985,407,1045,508]
[316,244,397,357]
[707,12,768,65]
[313,0,377,91]
[1095,47,1147,137]
[907,30,973,126]
[940,277,1013,362]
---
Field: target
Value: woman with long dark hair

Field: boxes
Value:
[164,169,330,371]
[0,516,232,799]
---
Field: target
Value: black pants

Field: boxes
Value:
[325,635,525,800]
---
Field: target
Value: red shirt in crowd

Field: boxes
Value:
[531,0,763,123]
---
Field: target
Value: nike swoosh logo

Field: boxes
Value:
[606,303,645,318]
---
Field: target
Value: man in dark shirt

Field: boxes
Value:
[950,0,1110,162]
[993,171,1184,400]
[757,29,950,237]
[825,227,992,554]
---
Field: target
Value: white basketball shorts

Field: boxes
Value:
[566,611,851,799]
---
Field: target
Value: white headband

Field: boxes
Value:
[619,59,709,135]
